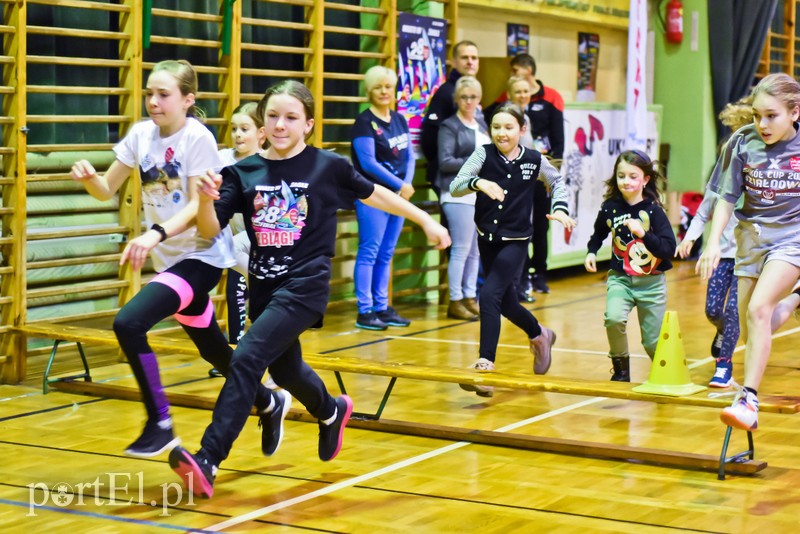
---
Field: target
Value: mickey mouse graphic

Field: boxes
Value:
[610,209,661,276]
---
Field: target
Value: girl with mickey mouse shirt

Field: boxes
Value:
[585,150,676,382]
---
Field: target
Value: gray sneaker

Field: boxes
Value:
[529,326,556,375]
[459,357,495,397]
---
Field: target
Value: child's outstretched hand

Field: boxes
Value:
[197,169,222,200]
[675,239,695,259]
[424,220,452,250]
[120,231,161,270]
[475,179,505,201]
[546,210,577,230]
[696,241,721,280]
[584,253,597,273]
[71,159,97,181]
[622,218,645,238]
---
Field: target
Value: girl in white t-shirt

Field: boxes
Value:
[71,60,276,459]
[217,102,265,347]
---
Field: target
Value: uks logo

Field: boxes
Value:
[791,157,800,172]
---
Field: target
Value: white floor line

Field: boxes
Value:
[205,327,800,530]
[201,397,605,532]
[383,335,652,359]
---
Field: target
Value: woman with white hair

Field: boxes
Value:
[351,65,415,330]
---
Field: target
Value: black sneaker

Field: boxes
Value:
[376,306,411,327]
[125,419,181,458]
[259,389,292,456]
[356,311,388,330]
[517,290,536,303]
[532,275,550,293]
[318,395,353,461]
[169,446,216,499]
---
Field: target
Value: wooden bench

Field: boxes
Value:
[15,323,800,479]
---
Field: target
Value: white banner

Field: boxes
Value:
[552,107,659,259]
[626,0,648,150]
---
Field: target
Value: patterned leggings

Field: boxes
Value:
[705,258,738,364]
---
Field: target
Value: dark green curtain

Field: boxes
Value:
[27,2,116,145]
[708,0,778,143]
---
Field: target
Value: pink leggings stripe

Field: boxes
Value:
[151,272,194,311]
[175,300,214,329]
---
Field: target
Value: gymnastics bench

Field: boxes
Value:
[13,323,200,393]
[18,323,800,413]
[15,323,799,479]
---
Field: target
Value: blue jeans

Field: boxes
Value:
[354,200,405,314]
[441,203,479,301]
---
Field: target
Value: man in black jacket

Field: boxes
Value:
[420,40,480,194]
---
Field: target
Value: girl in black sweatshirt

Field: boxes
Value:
[585,150,676,382]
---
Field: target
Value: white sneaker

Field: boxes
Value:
[460,358,495,397]
[720,389,759,430]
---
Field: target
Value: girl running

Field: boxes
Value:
[450,102,575,397]
[168,80,450,498]
[698,73,800,431]
[585,150,676,382]
[71,60,276,458]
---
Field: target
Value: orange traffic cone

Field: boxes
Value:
[632,311,706,396]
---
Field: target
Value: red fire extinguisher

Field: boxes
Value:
[665,0,683,44]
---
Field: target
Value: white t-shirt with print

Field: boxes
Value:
[114,117,235,272]
[217,147,251,236]
[217,147,237,167]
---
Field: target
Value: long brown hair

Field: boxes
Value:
[604,150,664,204]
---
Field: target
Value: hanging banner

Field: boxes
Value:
[552,107,659,261]
[397,13,447,155]
[625,0,648,149]
[507,23,530,56]
[577,32,599,102]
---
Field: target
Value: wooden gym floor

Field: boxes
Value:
[1,261,799,533]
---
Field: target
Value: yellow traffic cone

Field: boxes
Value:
[632,311,706,396]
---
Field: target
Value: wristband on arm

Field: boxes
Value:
[151,223,168,242]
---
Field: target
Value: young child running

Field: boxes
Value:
[675,97,754,388]
[585,150,676,382]
[450,102,575,397]
[168,81,450,499]
[218,102,266,347]
[70,60,276,457]
[698,73,800,431]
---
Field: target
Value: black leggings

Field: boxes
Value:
[225,270,248,343]
[479,240,542,362]
[113,259,271,423]
[200,275,337,466]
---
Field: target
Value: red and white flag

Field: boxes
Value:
[626,0,648,151]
